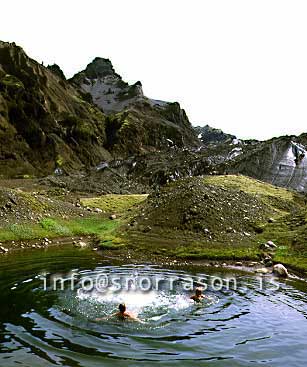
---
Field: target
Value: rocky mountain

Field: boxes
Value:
[70,57,145,114]
[70,57,199,155]
[0,41,199,178]
[41,129,307,195]
[228,135,307,192]
[2,40,307,195]
[190,131,307,193]
[192,125,307,193]
[0,41,111,178]
[194,124,236,145]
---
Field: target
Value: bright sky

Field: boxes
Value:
[1,0,307,140]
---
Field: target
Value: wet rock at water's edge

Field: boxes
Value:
[273,264,289,277]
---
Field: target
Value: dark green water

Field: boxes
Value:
[0,246,307,367]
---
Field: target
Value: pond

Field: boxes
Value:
[0,246,306,367]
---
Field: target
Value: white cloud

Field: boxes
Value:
[1,0,307,140]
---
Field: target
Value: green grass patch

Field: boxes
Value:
[99,237,126,249]
[81,194,147,213]
[256,209,307,272]
[203,175,300,214]
[9,224,33,239]
[0,223,50,241]
[40,218,72,236]
[0,216,122,246]
[170,243,258,261]
[64,217,119,236]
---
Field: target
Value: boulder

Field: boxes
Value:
[259,243,271,251]
[263,258,273,267]
[267,240,277,249]
[255,268,270,274]
[273,264,289,277]
[74,241,88,248]
[142,225,152,233]
[249,261,259,266]
[0,246,9,254]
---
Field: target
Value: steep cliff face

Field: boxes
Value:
[229,136,307,192]
[0,41,111,177]
[189,125,307,193]
[71,58,199,154]
[103,101,198,155]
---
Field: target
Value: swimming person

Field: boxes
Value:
[190,287,205,303]
[96,303,142,322]
[115,303,140,321]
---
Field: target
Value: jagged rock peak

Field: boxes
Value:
[47,64,66,80]
[83,57,118,79]
[0,41,24,54]
[195,124,236,144]
[71,57,123,84]
[0,41,36,76]
[71,57,144,114]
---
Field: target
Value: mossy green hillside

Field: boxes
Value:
[0,216,120,244]
[0,191,141,249]
[126,175,307,270]
[255,209,307,272]
[203,175,301,214]
[1,177,307,273]
[0,41,111,177]
[81,194,147,213]
[200,176,307,272]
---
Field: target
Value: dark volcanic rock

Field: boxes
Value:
[0,41,110,177]
[71,57,200,154]
[132,176,272,243]
[195,125,236,144]
[47,64,66,81]
[0,41,199,177]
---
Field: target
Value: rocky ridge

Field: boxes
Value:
[131,176,272,244]
[0,41,111,177]
[0,41,199,178]
[194,124,236,145]
[71,57,199,155]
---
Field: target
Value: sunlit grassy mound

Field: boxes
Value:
[134,175,300,241]
[0,187,81,225]
[202,176,307,272]
[81,194,147,214]
[127,175,304,262]
[203,175,300,214]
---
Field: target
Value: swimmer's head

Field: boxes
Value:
[119,303,126,313]
[195,288,203,296]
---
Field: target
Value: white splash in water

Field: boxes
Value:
[77,288,192,318]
